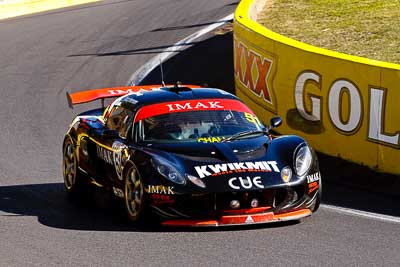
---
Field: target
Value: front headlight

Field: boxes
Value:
[294,145,312,176]
[152,157,185,185]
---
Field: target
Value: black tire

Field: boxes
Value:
[123,161,147,223]
[63,135,86,199]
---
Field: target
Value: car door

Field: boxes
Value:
[90,104,134,185]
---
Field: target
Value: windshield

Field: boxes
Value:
[139,110,264,143]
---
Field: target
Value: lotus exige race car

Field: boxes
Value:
[63,84,321,227]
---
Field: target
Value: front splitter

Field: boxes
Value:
[162,209,312,227]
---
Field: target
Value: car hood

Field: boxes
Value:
[148,136,267,161]
[142,135,306,193]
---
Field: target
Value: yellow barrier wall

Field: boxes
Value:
[234,0,400,174]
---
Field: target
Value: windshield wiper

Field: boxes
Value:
[221,130,268,142]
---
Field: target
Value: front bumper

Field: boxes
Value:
[161,208,312,227]
[148,183,318,226]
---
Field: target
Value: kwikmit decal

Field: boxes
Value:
[194,161,279,178]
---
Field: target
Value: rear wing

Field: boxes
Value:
[66,84,199,109]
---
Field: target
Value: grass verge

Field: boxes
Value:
[257,0,400,64]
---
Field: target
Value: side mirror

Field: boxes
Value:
[102,129,120,139]
[270,116,282,129]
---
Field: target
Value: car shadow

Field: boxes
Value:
[1,175,398,234]
[0,183,299,232]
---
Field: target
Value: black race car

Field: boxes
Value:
[63,84,321,226]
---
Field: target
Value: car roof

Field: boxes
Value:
[119,87,240,111]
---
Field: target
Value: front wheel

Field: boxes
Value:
[124,162,147,222]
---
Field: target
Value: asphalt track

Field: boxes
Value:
[0,0,399,265]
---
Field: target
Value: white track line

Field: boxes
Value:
[321,204,400,224]
[127,13,234,86]
[126,13,400,225]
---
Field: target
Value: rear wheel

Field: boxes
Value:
[63,135,86,198]
[124,162,147,222]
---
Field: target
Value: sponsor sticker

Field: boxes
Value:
[145,185,175,195]
[306,172,321,184]
[228,176,264,190]
[149,194,175,205]
[308,181,319,193]
[107,87,159,96]
[112,141,127,181]
[194,161,279,179]
[96,142,127,181]
[243,112,263,127]
[245,215,254,223]
[96,145,113,165]
[134,99,255,122]
[166,101,223,111]
[197,136,226,143]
